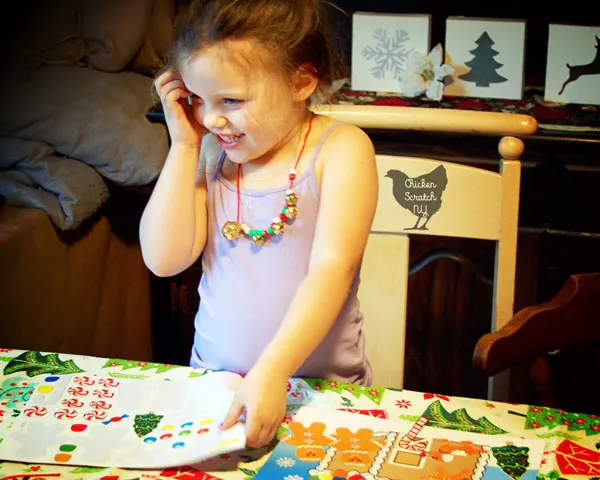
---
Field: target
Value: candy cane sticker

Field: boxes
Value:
[67,386,89,396]
[55,408,78,419]
[73,375,96,386]
[399,416,429,451]
[24,406,48,417]
[92,389,115,399]
[62,398,84,408]
[84,410,107,421]
[98,377,120,388]
[89,400,112,410]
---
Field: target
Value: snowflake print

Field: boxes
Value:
[395,399,412,409]
[362,28,411,80]
[276,457,296,468]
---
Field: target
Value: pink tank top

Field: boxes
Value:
[191,123,372,386]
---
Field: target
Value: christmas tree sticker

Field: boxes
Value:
[134,413,164,438]
[459,31,508,87]
[492,444,530,480]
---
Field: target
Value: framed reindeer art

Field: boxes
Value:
[544,24,600,105]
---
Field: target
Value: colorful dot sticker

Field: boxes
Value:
[197,428,210,435]
[71,424,87,433]
[144,437,157,444]
[199,419,213,426]
[45,376,60,382]
[162,425,175,431]
[37,385,54,394]
[172,442,185,449]
[54,453,72,463]
[160,433,173,440]
[181,422,193,428]
[60,444,77,452]
[179,430,192,437]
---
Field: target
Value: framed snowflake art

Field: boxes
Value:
[351,12,431,93]
[443,17,527,100]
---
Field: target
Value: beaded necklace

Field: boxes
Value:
[221,113,314,246]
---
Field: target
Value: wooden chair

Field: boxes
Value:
[473,272,600,413]
[313,105,538,392]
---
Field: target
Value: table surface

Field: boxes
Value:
[0,348,598,480]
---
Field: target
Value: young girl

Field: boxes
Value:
[140,0,378,448]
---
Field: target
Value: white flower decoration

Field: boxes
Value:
[398,44,455,100]
[276,457,296,468]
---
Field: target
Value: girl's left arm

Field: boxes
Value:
[254,124,378,379]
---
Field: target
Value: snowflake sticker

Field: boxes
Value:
[276,457,296,468]
[362,28,411,80]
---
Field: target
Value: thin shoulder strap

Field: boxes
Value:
[308,121,344,168]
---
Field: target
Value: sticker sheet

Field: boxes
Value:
[0,369,247,468]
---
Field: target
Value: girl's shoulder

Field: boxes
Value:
[313,114,374,160]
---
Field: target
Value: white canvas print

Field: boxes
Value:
[351,12,431,93]
[544,24,600,105]
[444,17,526,100]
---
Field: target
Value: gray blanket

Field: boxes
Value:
[0,65,168,230]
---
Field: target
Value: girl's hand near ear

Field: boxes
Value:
[154,70,206,148]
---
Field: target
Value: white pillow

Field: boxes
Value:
[82,0,154,72]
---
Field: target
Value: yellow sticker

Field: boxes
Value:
[38,385,54,394]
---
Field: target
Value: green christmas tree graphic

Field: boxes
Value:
[492,445,530,480]
[459,31,508,87]
[422,400,507,435]
[134,413,164,438]
[518,406,600,436]
[3,351,84,377]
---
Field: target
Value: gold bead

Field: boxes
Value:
[286,193,298,206]
[271,221,285,235]
[251,235,265,246]
[284,205,298,219]
[222,221,242,241]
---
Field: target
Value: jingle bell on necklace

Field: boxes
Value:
[221,113,314,246]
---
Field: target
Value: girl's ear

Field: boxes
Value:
[292,64,319,102]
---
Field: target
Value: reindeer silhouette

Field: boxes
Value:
[559,35,600,95]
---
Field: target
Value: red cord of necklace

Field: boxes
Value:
[234,113,314,223]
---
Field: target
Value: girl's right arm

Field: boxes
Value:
[139,70,208,277]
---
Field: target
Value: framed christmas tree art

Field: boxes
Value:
[443,17,527,100]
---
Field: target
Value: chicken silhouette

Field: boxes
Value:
[385,165,448,230]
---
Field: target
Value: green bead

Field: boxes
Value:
[281,207,287,214]
[267,227,274,235]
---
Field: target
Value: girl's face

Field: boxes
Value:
[180,41,306,164]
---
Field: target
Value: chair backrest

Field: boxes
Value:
[313,105,538,391]
[473,272,600,414]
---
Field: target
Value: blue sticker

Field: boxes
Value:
[172,442,185,449]
[181,421,193,428]
[144,437,157,444]
[45,376,60,383]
